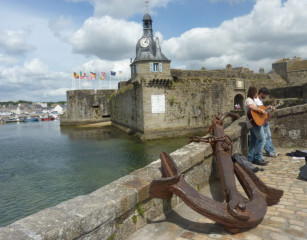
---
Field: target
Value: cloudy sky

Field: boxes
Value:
[0,0,306,101]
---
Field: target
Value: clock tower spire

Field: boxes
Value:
[130,11,171,82]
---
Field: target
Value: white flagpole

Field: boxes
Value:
[79,77,81,89]
[72,75,73,89]
[109,74,111,89]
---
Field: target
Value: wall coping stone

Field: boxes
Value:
[272,103,307,117]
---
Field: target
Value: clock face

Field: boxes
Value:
[140,37,150,47]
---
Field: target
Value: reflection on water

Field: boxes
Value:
[0,121,189,227]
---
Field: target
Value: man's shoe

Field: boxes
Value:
[268,152,279,158]
[253,160,268,166]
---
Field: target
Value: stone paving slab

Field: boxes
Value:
[128,147,307,240]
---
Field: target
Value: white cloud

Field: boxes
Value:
[0,30,35,55]
[0,54,20,66]
[1,59,49,84]
[70,16,142,60]
[0,58,72,101]
[76,58,131,78]
[162,0,307,72]
[89,0,175,18]
[48,16,74,40]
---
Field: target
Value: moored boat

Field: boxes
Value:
[5,118,25,123]
[41,116,54,121]
[24,117,39,122]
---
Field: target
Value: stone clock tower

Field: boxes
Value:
[130,13,171,82]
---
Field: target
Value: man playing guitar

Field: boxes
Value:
[245,86,269,166]
[254,87,279,158]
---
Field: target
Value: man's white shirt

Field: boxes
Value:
[254,97,263,106]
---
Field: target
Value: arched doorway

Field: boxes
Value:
[234,94,244,110]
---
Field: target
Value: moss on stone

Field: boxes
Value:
[107,233,116,240]
[136,203,145,217]
[109,84,134,100]
[132,215,137,223]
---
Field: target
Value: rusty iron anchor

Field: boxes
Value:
[149,112,283,232]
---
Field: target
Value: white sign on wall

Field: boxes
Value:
[151,95,165,113]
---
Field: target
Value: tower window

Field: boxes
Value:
[144,21,150,28]
[153,63,159,72]
[150,62,162,72]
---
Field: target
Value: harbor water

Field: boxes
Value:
[0,121,189,227]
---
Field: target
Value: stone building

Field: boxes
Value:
[272,57,307,85]
[108,13,275,140]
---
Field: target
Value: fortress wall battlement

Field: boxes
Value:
[61,89,115,126]
[269,83,307,99]
[170,68,270,80]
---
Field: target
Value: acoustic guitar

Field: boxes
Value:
[247,101,283,127]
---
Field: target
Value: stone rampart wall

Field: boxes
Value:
[287,70,307,86]
[61,90,114,126]
[269,83,307,100]
[272,61,288,82]
[272,59,307,85]
[110,84,145,133]
[0,117,248,240]
[141,81,234,139]
[287,59,307,71]
[270,104,307,148]
[171,69,270,81]
[110,78,248,140]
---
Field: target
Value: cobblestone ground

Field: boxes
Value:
[129,148,307,240]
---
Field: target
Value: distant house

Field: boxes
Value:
[11,107,22,115]
[0,109,12,116]
[35,102,48,108]
[52,105,64,115]
[30,104,43,114]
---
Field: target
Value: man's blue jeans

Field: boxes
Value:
[248,125,265,162]
[263,122,275,154]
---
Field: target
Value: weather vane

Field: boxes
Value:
[145,0,150,13]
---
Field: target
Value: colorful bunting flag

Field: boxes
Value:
[90,72,96,79]
[101,72,106,76]
[100,76,104,80]
[110,71,116,76]
[118,71,122,74]
[73,72,79,79]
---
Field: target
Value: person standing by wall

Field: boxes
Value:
[245,86,269,166]
[254,87,279,158]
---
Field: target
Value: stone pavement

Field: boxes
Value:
[128,147,307,240]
